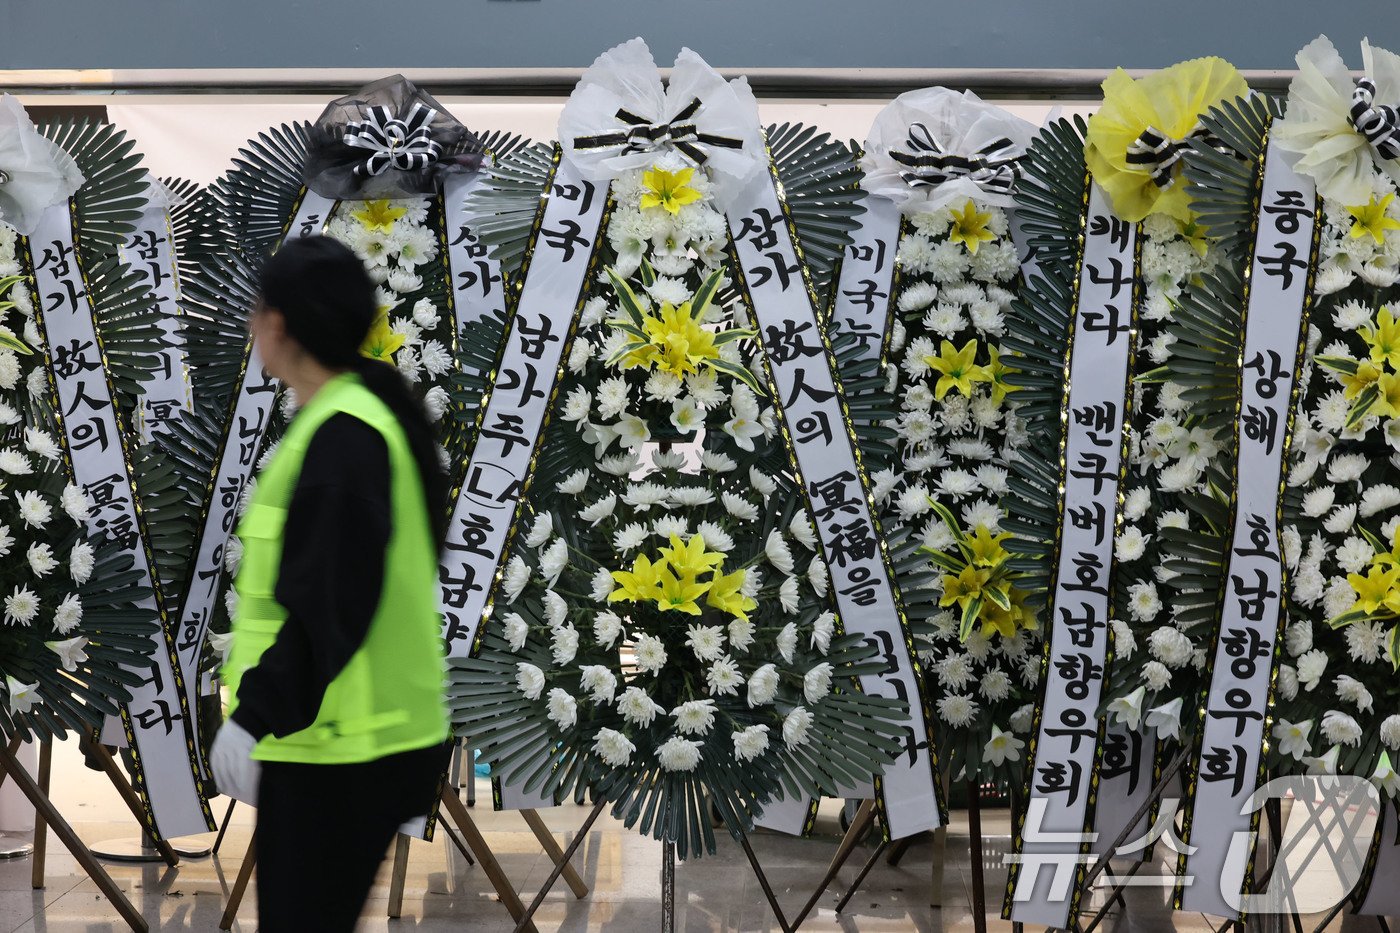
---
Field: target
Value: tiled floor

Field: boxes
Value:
[0,739,1388,931]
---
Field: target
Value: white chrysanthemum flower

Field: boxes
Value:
[1277,664,1299,701]
[617,687,664,727]
[1321,709,1363,747]
[653,516,689,539]
[15,491,51,529]
[765,530,795,574]
[696,521,734,553]
[1296,649,1328,691]
[778,575,801,614]
[502,612,529,652]
[1380,715,1400,750]
[0,449,32,475]
[667,487,714,509]
[51,593,83,635]
[1009,702,1035,733]
[809,611,835,655]
[686,624,726,662]
[546,688,578,729]
[898,281,939,313]
[515,663,545,700]
[803,662,834,703]
[732,725,770,762]
[579,665,617,704]
[1110,619,1137,659]
[1345,619,1386,663]
[1148,627,1192,668]
[1158,510,1189,531]
[699,450,736,473]
[1335,674,1374,713]
[776,621,798,664]
[728,618,756,653]
[742,664,780,708]
[26,542,56,578]
[936,652,975,691]
[539,539,569,587]
[587,567,615,603]
[1114,526,1150,563]
[1286,619,1314,657]
[502,555,530,601]
[749,467,777,497]
[558,470,590,495]
[22,429,60,462]
[980,669,1011,702]
[671,698,717,736]
[937,693,977,728]
[1126,582,1161,623]
[613,523,649,552]
[579,494,618,526]
[1334,536,1375,575]
[707,657,745,696]
[593,728,635,767]
[551,625,579,666]
[658,736,702,772]
[633,633,669,674]
[561,388,592,423]
[721,491,759,521]
[782,706,814,748]
[4,585,38,626]
[1328,452,1369,484]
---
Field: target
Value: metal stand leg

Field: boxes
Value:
[0,740,147,932]
[30,739,52,888]
[886,833,917,867]
[968,781,989,933]
[387,834,412,919]
[791,798,878,928]
[212,798,237,856]
[521,808,590,899]
[735,825,794,933]
[219,831,256,931]
[439,787,535,932]
[511,799,608,933]
[835,840,890,914]
[661,840,677,933]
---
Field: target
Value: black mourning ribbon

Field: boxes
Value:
[888,123,1021,195]
[1124,122,1227,190]
[572,98,744,165]
[1351,77,1400,161]
[304,74,482,200]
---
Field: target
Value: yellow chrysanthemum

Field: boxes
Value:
[1085,58,1248,222]
[640,167,703,215]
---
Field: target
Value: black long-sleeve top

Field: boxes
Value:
[230,413,391,741]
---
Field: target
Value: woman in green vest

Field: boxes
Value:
[209,235,450,932]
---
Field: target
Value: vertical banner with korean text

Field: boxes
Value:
[443,168,510,333]
[29,203,213,838]
[1176,139,1317,919]
[120,181,190,441]
[828,192,901,365]
[175,191,331,779]
[729,164,942,840]
[439,152,607,814]
[1007,184,1137,927]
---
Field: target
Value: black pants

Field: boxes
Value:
[255,743,447,932]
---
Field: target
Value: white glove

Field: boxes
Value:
[210,720,261,805]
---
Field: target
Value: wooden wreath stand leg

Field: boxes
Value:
[384,820,479,919]
[437,786,539,932]
[218,829,257,931]
[510,799,609,933]
[0,738,148,932]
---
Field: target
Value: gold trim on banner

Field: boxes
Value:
[28,199,216,836]
[1170,122,1322,915]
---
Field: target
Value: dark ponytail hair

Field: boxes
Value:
[258,235,448,548]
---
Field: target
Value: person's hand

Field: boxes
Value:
[210,720,261,805]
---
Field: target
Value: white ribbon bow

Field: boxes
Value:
[1124,121,1224,190]
[1351,77,1400,161]
[343,102,441,178]
[558,38,766,210]
[860,87,1036,215]
[0,95,84,236]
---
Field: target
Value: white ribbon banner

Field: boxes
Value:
[442,168,509,333]
[176,192,329,778]
[729,168,941,840]
[30,204,212,838]
[439,152,605,814]
[1089,724,1159,860]
[1178,139,1316,919]
[828,192,901,364]
[1009,184,1136,928]
[119,196,190,442]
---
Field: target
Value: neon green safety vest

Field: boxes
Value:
[222,372,448,764]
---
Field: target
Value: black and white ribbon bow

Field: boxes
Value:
[1125,122,1225,189]
[1351,77,1400,161]
[572,98,743,166]
[888,123,1021,195]
[343,103,441,178]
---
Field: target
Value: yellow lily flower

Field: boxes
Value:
[984,345,1019,405]
[1178,217,1211,258]
[609,553,665,604]
[1348,564,1400,616]
[351,199,407,233]
[705,567,757,622]
[359,311,405,362]
[966,524,1012,568]
[1342,358,1382,401]
[653,564,711,615]
[657,534,726,582]
[1347,194,1400,246]
[640,167,703,215]
[1362,308,1400,369]
[620,299,722,379]
[1085,58,1248,222]
[948,200,996,255]
[923,339,987,400]
[939,566,991,610]
[1378,371,1400,419]
[980,597,1020,640]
